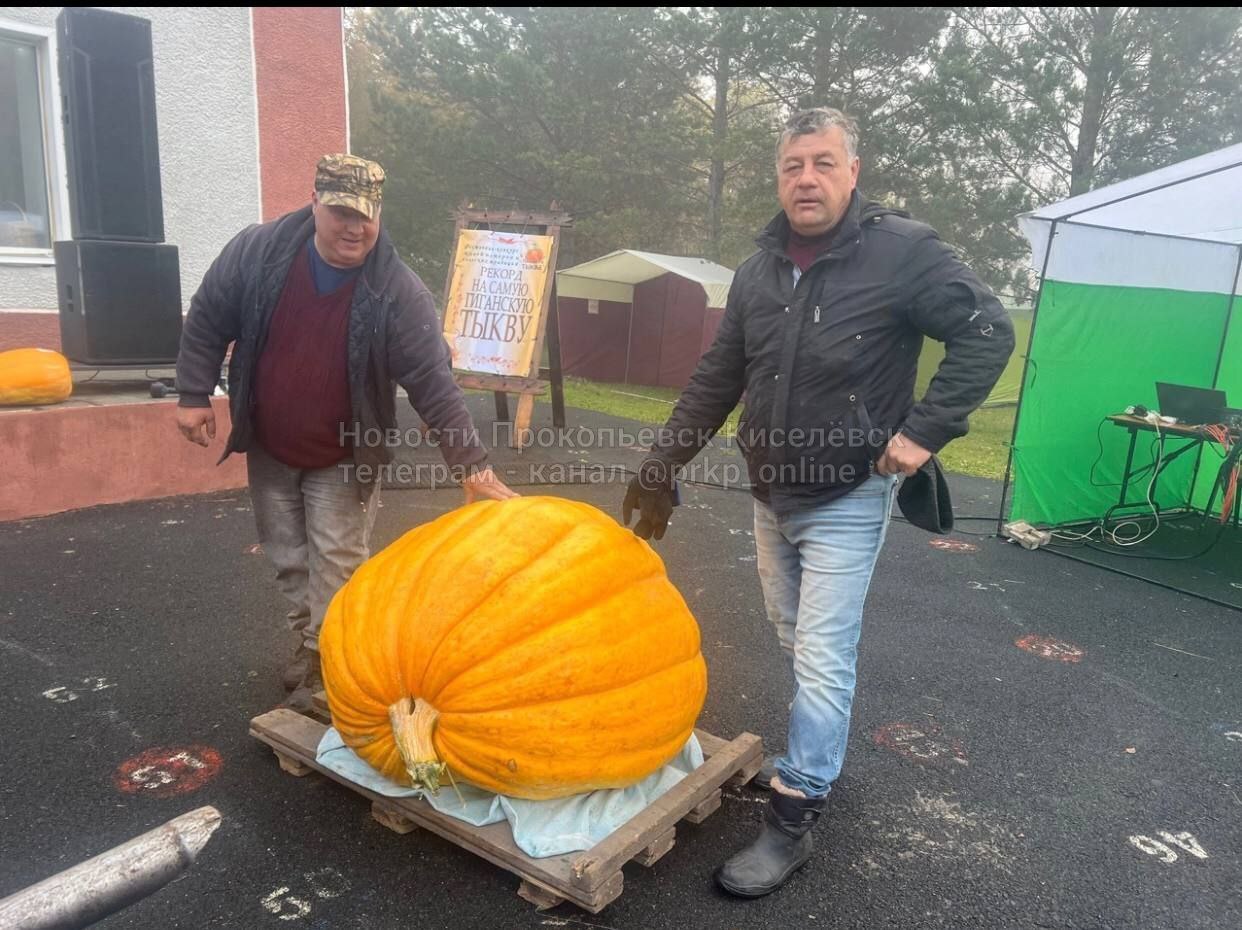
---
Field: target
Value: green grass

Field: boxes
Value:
[934,404,1016,481]
[544,376,1015,480]
[558,377,743,438]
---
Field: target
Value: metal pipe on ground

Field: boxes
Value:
[0,805,221,929]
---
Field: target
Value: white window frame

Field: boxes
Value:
[0,17,71,266]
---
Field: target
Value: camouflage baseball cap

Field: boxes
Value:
[314,154,385,220]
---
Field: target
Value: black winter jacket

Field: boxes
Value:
[650,193,1014,513]
[176,205,487,474]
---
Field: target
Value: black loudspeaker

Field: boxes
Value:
[55,241,182,365]
[57,8,165,242]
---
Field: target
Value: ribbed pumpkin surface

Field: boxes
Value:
[320,496,708,800]
[0,348,72,406]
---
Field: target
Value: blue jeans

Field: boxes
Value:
[753,473,897,798]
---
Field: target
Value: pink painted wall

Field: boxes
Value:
[251,8,348,222]
[0,396,247,522]
[0,312,61,353]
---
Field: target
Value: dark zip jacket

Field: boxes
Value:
[650,192,1014,513]
[175,205,487,474]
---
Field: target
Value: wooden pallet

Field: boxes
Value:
[250,695,762,914]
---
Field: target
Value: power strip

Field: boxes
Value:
[1002,520,1052,550]
[1124,405,1177,427]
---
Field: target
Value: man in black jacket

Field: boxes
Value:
[623,109,1013,896]
[176,154,515,712]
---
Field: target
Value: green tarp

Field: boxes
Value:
[1007,282,1232,526]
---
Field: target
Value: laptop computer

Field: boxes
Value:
[1155,382,1226,425]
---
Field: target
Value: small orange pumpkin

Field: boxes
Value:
[524,246,544,264]
[320,496,708,800]
[0,348,73,406]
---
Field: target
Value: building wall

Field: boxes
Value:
[0,309,57,353]
[0,395,247,521]
[0,7,347,351]
[0,7,260,324]
[252,7,348,222]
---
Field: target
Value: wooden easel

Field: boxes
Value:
[441,206,571,449]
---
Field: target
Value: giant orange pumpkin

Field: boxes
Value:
[0,348,72,406]
[320,496,708,800]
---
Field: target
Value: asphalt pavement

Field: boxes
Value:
[1,397,1238,928]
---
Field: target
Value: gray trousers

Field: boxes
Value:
[247,446,379,652]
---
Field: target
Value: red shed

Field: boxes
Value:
[555,250,734,389]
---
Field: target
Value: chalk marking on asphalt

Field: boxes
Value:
[929,538,977,552]
[1129,830,1208,863]
[0,638,55,667]
[874,722,969,768]
[303,867,351,899]
[261,887,311,920]
[1129,835,1177,863]
[1015,635,1084,663]
[1224,732,1242,743]
[260,868,351,921]
[853,791,1018,878]
[1151,642,1211,660]
[1158,831,1208,859]
[968,580,1006,592]
[113,746,223,798]
[43,676,117,703]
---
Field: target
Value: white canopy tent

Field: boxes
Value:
[556,250,733,310]
[1021,141,1242,254]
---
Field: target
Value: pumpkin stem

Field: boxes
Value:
[388,696,449,794]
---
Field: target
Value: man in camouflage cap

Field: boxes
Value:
[314,153,385,221]
[176,153,516,712]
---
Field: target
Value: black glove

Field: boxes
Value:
[622,458,678,540]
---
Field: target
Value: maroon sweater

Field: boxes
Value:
[252,247,356,468]
[785,227,835,273]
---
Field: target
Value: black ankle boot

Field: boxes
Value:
[715,790,825,897]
